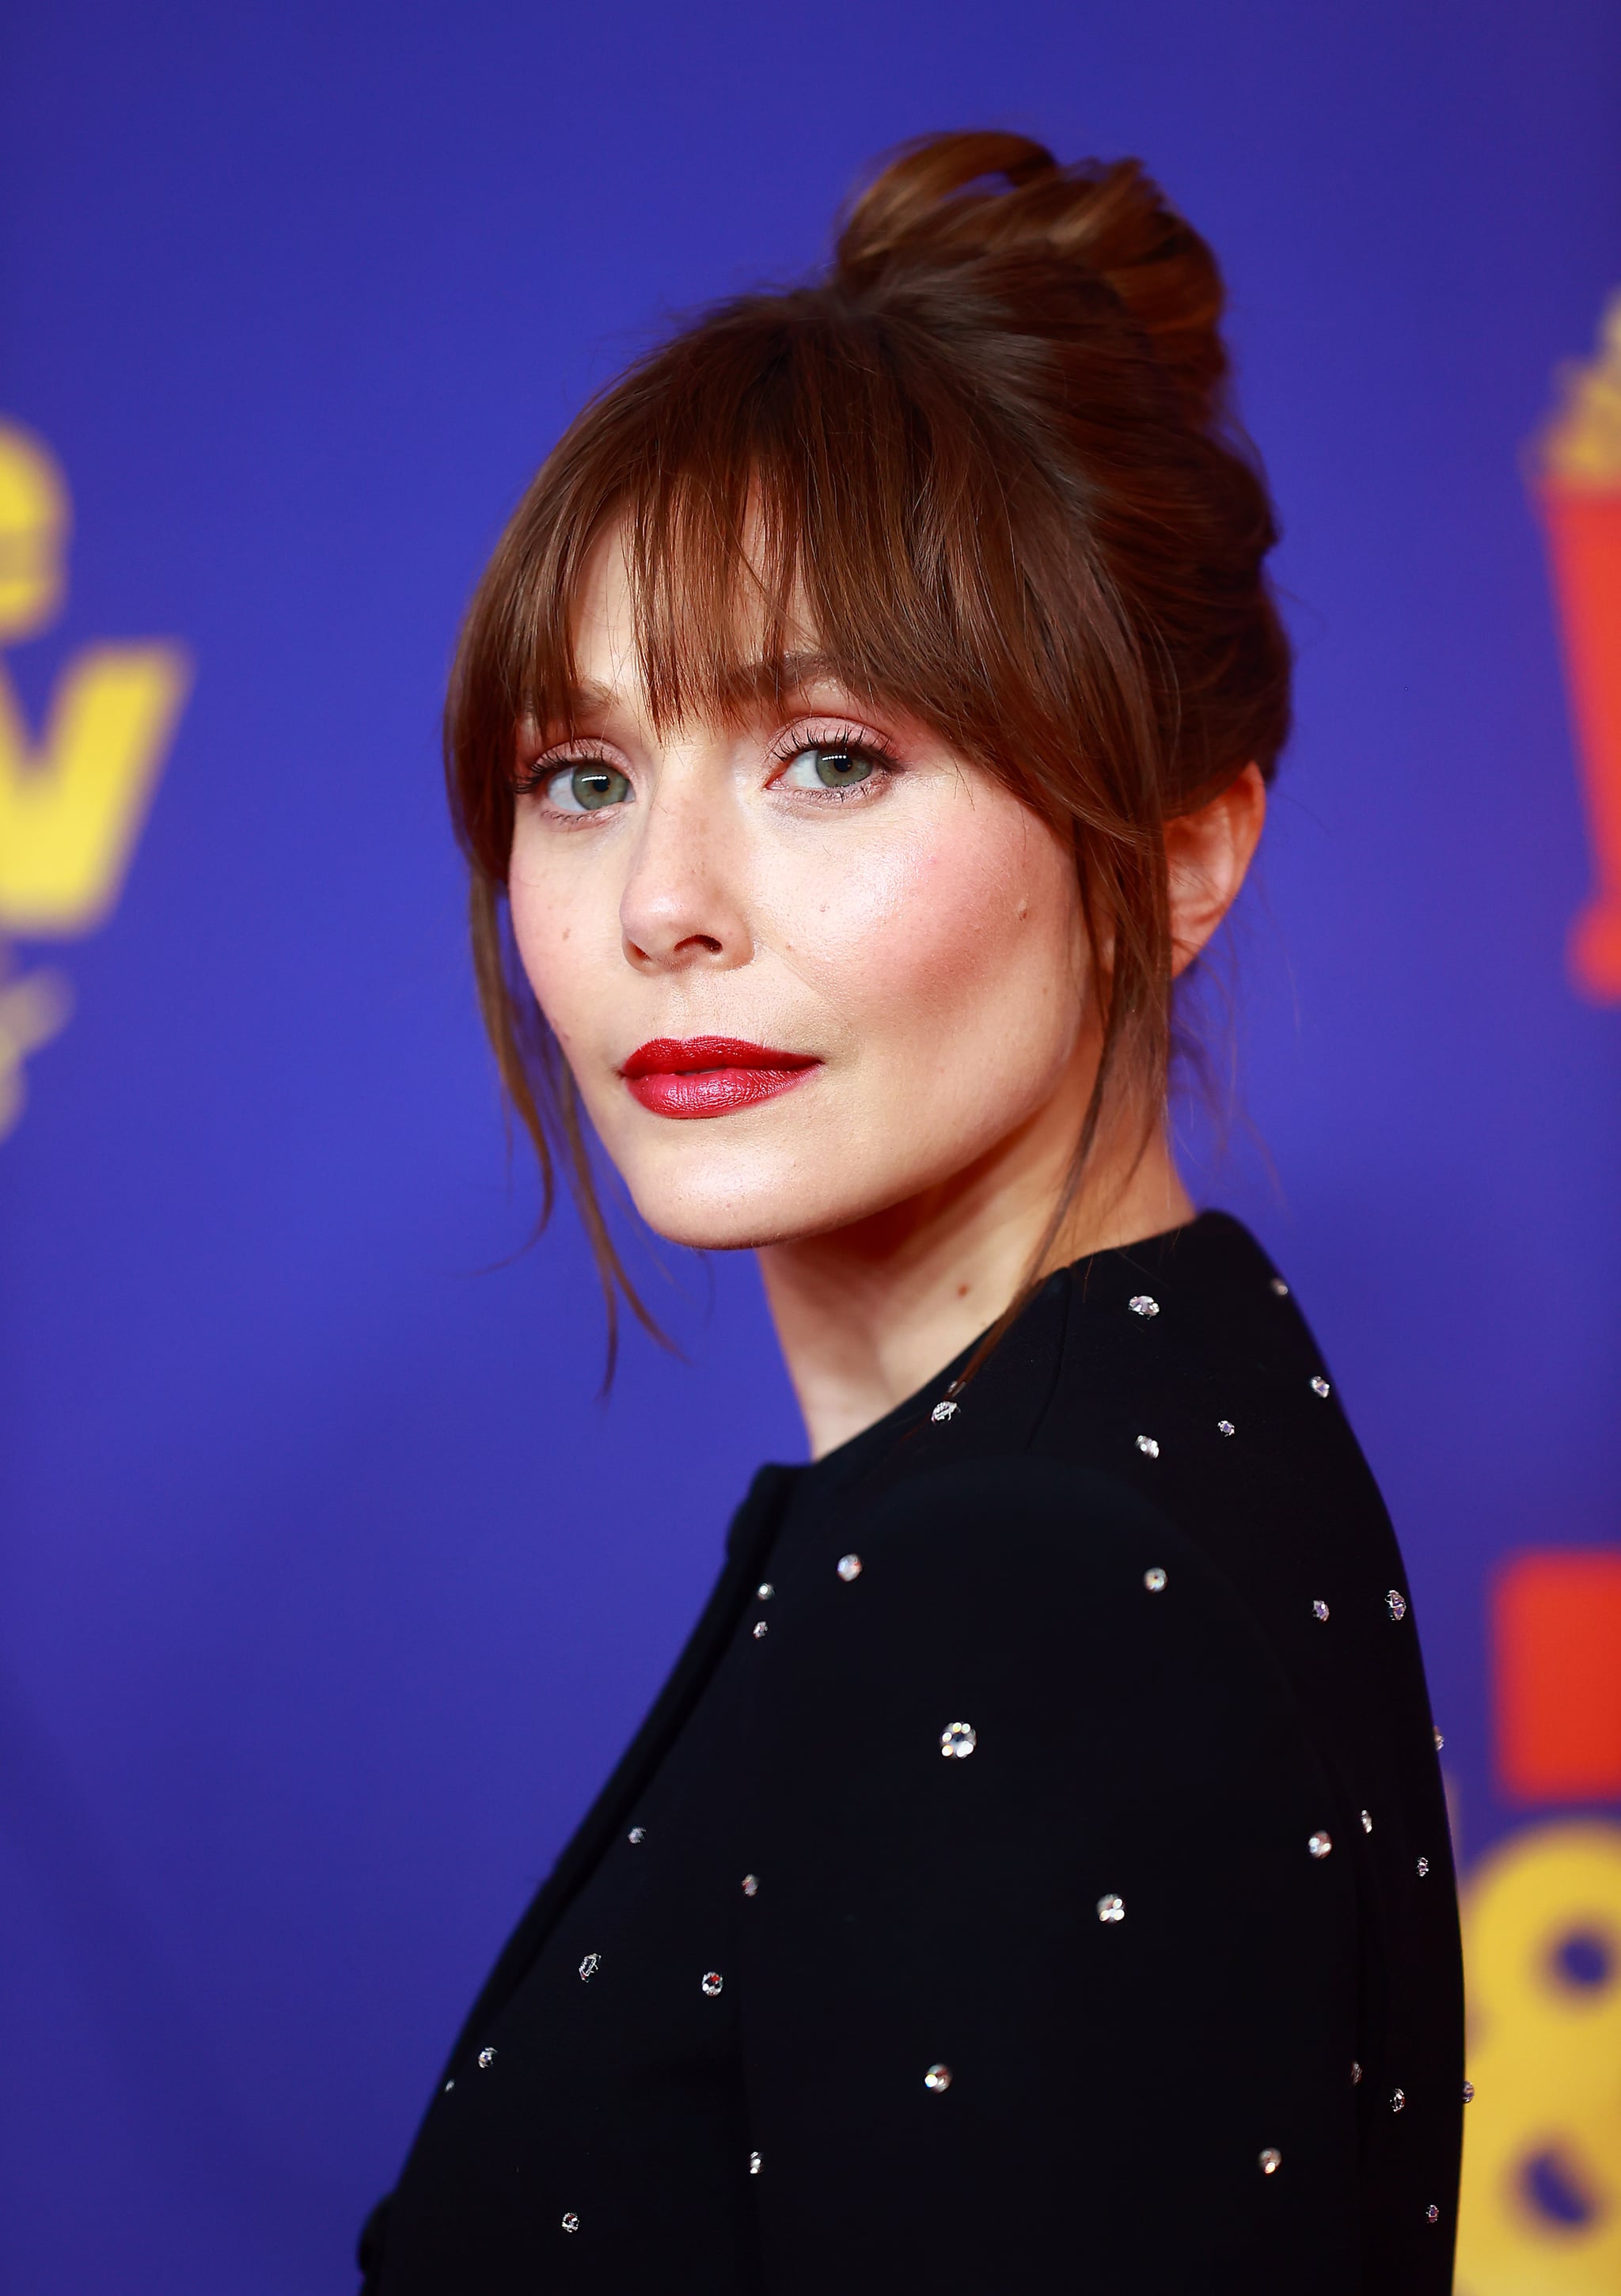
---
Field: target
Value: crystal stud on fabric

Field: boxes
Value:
[931,1400,958,1423]
[477,2047,496,2068]
[701,1972,724,1998]
[1463,2081,1475,2103]
[1311,1376,1331,1398]
[1144,1567,1167,1592]
[628,1826,645,1844]
[742,1873,758,1896]
[1217,1420,1236,1437]
[836,1554,863,1583]
[1390,2089,1407,2112]
[561,2212,580,2233]
[1361,1810,1373,1834]
[1351,2061,1363,2085]
[1097,1894,1126,1922]
[1425,2205,1439,2224]
[442,2078,454,2092]
[940,1721,978,1759]
[1259,2149,1282,2175]
[752,1621,769,1639]
[1433,1726,1444,1750]
[1270,1277,1290,1296]
[749,2152,762,2176]
[757,1583,774,1600]
[1308,1831,1333,1859]
[1136,1435,1160,1458]
[1128,1295,1160,1318]
[924,2063,953,2093]
[1416,1857,1430,1877]
[1312,1600,1331,1622]
[579,1954,601,1982]
[1387,1588,1408,1622]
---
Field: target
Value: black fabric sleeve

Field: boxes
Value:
[737,1456,1365,2296]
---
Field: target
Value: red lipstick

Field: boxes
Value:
[621,1036,820,1119]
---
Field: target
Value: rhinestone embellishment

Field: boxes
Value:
[1311,1376,1331,1398]
[1270,1276,1289,1296]
[1387,1588,1408,1622]
[1416,1856,1430,1877]
[752,1620,769,1639]
[1144,1567,1167,1592]
[931,1399,959,1423]
[1361,1810,1373,1834]
[1463,2080,1475,2103]
[924,2063,953,2093]
[1137,1435,1160,1458]
[1313,1600,1331,1622]
[1308,1831,1333,1859]
[701,1972,723,1997]
[1425,2205,1439,2224]
[561,2212,580,2233]
[757,1582,774,1600]
[1390,2089,1407,2112]
[1351,2061,1363,2085]
[1217,1419,1236,1437]
[742,1873,758,1896]
[1433,1726,1444,1751]
[749,2151,762,2176]
[940,1721,978,1759]
[837,1554,863,1583]
[1259,2148,1282,2175]
[477,2047,496,2068]
[579,1953,601,1981]
[628,1826,645,1844]
[1129,1295,1160,1318]
[1097,1894,1126,1922]
[442,2078,454,2092]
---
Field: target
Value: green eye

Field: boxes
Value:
[782,743,879,791]
[548,761,632,813]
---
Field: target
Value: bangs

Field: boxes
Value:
[494,289,1126,824]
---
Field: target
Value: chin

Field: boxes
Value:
[612,1131,897,1254]
[624,1171,835,1254]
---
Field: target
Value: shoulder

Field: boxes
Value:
[760,1449,1336,1805]
[740,1452,1364,2285]
[751,1449,1354,1962]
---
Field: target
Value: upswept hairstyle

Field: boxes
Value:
[446,130,1290,1361]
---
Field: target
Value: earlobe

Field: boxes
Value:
[1167,762,1266,978]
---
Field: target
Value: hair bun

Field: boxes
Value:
[835,130,1228,414]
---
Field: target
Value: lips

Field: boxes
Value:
[621,1036,821,1120]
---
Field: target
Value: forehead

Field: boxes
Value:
[554,516,853,733]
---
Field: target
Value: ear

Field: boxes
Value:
[1166,762,1266,979]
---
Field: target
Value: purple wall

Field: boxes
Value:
[2,3,1618,2287]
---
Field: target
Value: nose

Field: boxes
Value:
[618,767,752,975]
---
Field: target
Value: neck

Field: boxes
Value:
[757,1107,1194,1461]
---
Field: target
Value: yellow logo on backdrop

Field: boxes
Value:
[1458,1820,1621,2294]
[0,419,190,1137]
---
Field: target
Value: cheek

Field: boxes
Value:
[782,798,1084,1051]
[506,830,602,1050]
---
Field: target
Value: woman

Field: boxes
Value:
[360,131,1463,2293]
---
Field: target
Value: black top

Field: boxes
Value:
[363,1213,1463,2294]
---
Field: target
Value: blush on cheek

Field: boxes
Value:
[772,801,1086,1167]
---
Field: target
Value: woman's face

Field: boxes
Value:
[507,534,1094,1253]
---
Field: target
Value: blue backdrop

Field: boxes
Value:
[3,4,1619,2289]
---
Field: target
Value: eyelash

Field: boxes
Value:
[514,719,902,812]
[765,720,900,803]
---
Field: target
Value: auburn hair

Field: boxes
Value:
[446,130,1290,1364]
